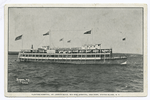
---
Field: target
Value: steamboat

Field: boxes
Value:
[17,30,127,64]
[18,44,127,64]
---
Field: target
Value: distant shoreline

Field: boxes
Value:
[8,51,19,55]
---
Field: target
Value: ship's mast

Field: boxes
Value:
[91,28,93,45]
[22,35,23,50]
[49,30,50,49]
[49,30,55,49]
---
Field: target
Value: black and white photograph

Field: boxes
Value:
[4,4,147,97]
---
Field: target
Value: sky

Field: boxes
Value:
[8,7,143,54]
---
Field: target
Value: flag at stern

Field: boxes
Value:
[122,38,126,41]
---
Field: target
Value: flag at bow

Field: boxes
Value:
[122,38,126,41]
[67,40,71,43]
[59,38,63,41]
[15,35,23,41]
[43,31,49,36]
[84,30,91,34]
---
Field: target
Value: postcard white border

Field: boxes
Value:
[4,4,147,97]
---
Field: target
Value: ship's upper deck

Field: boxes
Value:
[20,43,112,54]
[20,48,112,54]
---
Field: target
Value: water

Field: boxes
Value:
[8,54,143,92]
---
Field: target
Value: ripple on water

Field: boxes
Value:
[8,55,143,92]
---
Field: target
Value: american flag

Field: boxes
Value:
[43,31,49,36]
[59,38,63,41]
[67,40,71,43]
[15,35,23,41]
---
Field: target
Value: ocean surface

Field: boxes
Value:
[8,54,143,92]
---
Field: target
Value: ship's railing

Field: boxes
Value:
[20,55,127,60]
[18,52,111,59]
[19,52,111,55]
[19,48,112,53]
[111,56,127,59]
[18,56,127,60]
[18,52,127,60]
[18,53,127,59]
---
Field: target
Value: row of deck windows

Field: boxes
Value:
[21,54,110,57]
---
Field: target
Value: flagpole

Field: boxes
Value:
[91,28,93,45]
[125,37,126,57]
[70,40,71,48]
[63,39,64,48]
[22,35,23,50]
[49,30,50,50]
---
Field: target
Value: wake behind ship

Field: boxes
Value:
[16,30,127,64]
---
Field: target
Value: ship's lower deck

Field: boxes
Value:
[18,56,127,65]
[18,52,127,64]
